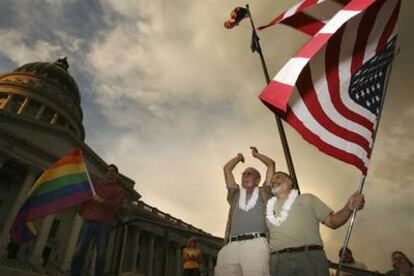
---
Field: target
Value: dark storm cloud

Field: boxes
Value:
[0,53,16,72]
[0,0,109,51]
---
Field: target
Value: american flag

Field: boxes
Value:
[259,0,401,174]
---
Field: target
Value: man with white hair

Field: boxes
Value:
[214,147,273,276]
[257,151,365,276]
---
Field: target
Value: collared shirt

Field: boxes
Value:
[79,179,125,225]
[224,186,272,244]
[267,193,332,252]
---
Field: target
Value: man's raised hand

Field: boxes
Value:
[250,146,259,158]
[237,153,245,163]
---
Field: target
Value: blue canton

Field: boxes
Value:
[349,37,396,116]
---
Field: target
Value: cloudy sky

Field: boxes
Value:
[0,0,412,272]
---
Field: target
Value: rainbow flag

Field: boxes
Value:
[10,149,94,245]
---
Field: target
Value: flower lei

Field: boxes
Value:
[238,187,259,212]
[266,189,299,226]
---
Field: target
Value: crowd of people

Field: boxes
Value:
[65,156,413,276]
[6,153,411,276]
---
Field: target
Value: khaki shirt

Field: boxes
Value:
[267,193,332,252]
[224,186,272,244]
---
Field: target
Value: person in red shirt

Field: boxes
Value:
[70,164,125,276]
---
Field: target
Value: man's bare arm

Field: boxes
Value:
[223,153,244,189]
[251,146,275,187]
[323,193,365,229]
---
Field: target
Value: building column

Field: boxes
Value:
[2,94,14,111]
[117,225,128,275]
[147,234,155,276]
[35,105,45,120]
[17,97,29,114]
[108,226,121,274]
[51,113,59,125]
[104,226,117,274]
[60,214,82,271]
[175,243,182,276]
[131,228,141,273]
[29,214,56,266]
[163,231,170,276]
[0,165,38,255]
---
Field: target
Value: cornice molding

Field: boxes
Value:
[122,205,223,245]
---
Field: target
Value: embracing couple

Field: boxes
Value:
[214,147,365,276]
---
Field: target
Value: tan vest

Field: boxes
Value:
[223,186,272,244]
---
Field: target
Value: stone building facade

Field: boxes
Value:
[0,59,222,275]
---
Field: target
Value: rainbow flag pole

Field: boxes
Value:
[79,150,96,196]
[10,149,94,245]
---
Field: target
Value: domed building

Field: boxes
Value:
[0,59,221,276]
[0,58,84,139]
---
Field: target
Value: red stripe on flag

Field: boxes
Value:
[351,0,386,74]
[259,81,293,112]
[299,0,319,10]
[297,65,371,152]
[258,0,326,31]
[296,33,331,58]
[285,107,368,174]
[258,13,285,31]
[344,0,376,11]
[50,150,83,169]
[376,0,400,54]
[282,12,325,36]
[326,26,374,131]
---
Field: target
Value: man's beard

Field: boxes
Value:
[272,184,287,195]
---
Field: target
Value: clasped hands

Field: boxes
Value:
[236,146,260,163]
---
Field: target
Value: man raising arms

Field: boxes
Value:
[214,147,273,276]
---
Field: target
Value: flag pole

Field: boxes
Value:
[336,59,396,275]
[80,150,96,196]
[336,175,365,275]
[245,4,300,193]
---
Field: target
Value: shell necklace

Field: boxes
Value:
[239,187,259,212]
[266,189,298,226]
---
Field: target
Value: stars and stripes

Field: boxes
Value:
[349,38,395,116]
[259,0,401,174]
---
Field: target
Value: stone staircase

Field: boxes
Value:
[0,255,42,276]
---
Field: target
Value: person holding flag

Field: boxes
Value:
[8,149,124,276]
[10,149,95,246]
[252,149,365,275]
[70,164,125,276]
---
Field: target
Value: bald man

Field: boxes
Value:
[215,147,273,276]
